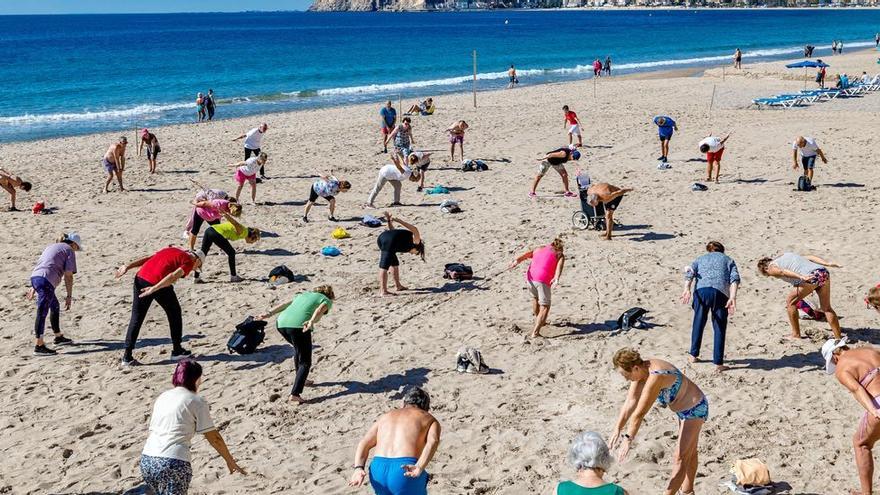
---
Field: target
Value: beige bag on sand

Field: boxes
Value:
[733,458,771,486]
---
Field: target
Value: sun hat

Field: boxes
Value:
[65,232,83,250]
[821,337,849,374]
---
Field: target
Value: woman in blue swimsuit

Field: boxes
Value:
[609,348,707,495]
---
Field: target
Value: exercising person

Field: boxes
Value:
[585,183,633,240]
[302,175,351,223]
[377,212,424,297]
[194,211,261,283]
[102,136,127,193]
[139,128,160,174]
[0,168,32,211]
[27,233,81,355]
[530,146,579,198]
[186,191,241,251]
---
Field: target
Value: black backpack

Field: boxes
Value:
[615,307,649,331]
[443,263,474,280]
[268,265,295,284]
[227,317,266,354]
[797,175,813,192]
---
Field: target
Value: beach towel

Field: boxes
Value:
[321,246,341,257]
[455,347,489,374]
[425,185,449,195]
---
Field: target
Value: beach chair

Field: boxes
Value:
[800,89,840,101]
[752,94,804,109]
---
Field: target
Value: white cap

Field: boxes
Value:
[821,337,849,374]
[193,250,206,266]
[66,232,83,250]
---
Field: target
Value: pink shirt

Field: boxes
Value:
[196,199,229,222]
[526,246,558,285]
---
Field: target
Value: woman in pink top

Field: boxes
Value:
[185,192,242,250]
[508,238,566,338]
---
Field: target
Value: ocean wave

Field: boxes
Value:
[0,103,192,125]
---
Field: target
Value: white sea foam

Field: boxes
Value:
[0,103,191,125]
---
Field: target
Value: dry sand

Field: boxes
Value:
[1,48,880,494]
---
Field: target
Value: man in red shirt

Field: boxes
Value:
[562,105,583,148]
[115,247,205,366]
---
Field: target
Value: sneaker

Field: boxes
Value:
[563,191,576,198]
[389,202,403,207]
[171,348,192,360]
[416,186,424,192]
[193,276,206,284]
[33,344,57,356]
[121,356,141,367]
[528,192,537,198]
[255,178,264,184]
[328,216,338,222]
[230,275,244,283]
[53,335,74,345]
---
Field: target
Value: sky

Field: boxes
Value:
[0,1,311,14]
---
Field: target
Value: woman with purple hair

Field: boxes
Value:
[140,360,246,494]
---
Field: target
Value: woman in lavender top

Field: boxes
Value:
[681,241,740,372]
[27,233,82,356]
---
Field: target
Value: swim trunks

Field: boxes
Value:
[449,134,464,144]
[234,169,256,185]
[706,148,724,162]
[102,158,117,173]
[368,456,427,495]
[605,195,623,211]
[538,160,566,176]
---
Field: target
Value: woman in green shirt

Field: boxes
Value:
[194,211,260,283]
[557,431,627,495]
[257,285,335,404]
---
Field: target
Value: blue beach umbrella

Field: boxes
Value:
[785,60,830,88]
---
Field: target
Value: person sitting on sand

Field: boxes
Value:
[653,116,677,163]
[302,174,351,223]
[406,98,434,116]
[508,238,566,338]
[821,337,880,495]
[610,348,708,495]
[792,136,827,183]
[139,128,160,174]
[233,152,268,205]
[408,151,432,192]
[385,117,415,168]
[102,135,127,193]
[116,246,204,366]
[256,285,335,404]
[446,120,469,162]
[698,133,730,183]
[757,253,842,340]
[558,431,628,495]
[233,123,269,178]
[186,193,241,250]
[530,146,579,199]
[563,105,583,148]
[681,241,740,373]
[193,211,260,283]
[349,387,441,495]
[0,168,32,211]
[376,212,424,297]
[365,161,419,208]
[585,183,633,240]
[141,360,245,495]
[27,233,81,356]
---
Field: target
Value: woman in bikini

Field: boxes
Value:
[609,348,707,495]
[822,338,880,495]
[757,252,842,339]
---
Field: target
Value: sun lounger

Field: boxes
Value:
[752,94,805,109]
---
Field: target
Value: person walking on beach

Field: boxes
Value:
[196,93,206,122]
[733,48,742,69]
[193,211,261,283]
[365,161,419,208]
[792,136,828,183]
[508,65,518,89]
[698,133,730,183]
[557,432,629,495]
[584,182,633,240]
[349,387,441,494]
[102,136,127,193]
[116,246,204,366]
[562,106,583,148]
[604,56,612,76]
[0,168,31,211]
[380,101,397,154]
[140,360,246,495]
[681,241,740,373]
[610,348,708,495]
[530,146,579,198]
[816,62,827,89]
[139,128,160,174]
[27,233,81,356]
[205,89,216,121]
[233,152,268,205]
[821,337,880,495]
[653,116,677,163]
[385,117,415,168]
[446,120,468,162]
[302,174,351,222]
[756,252,842,340]
[233,123,269,179]
[256,285,335,404]
[508,238,566,338]
[593,58,602,77]
[186,189,241,250]
[376,212,424,297]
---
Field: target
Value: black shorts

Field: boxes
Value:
[190,211,220,235]
[146,146,160,160]
[308,186,333,203]
[801,155,817,170]
[605,195,623,211]
[378,250,400,270]
[244,147,261,160]
[659,135,672,143]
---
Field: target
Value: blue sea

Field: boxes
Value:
[1,10,879,142]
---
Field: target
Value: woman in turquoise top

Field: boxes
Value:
[610,348,707,495]
[257,285,334,404]
[557,431,627,495]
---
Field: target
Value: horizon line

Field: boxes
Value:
[0,9,311,16]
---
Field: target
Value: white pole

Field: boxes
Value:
[472,50,477,109]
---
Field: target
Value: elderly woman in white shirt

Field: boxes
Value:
[364,161,420,208]
[140,360,245,494]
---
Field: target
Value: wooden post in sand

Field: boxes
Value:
[472,50,477,108]
[134,124,139,156]
[722,66,725,81]
[708,84,716,116]
[593,75,597,99]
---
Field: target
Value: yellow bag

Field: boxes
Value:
[732,458,771,486]
[331,227,350,240]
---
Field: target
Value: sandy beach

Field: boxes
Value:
[1,48,880,494]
